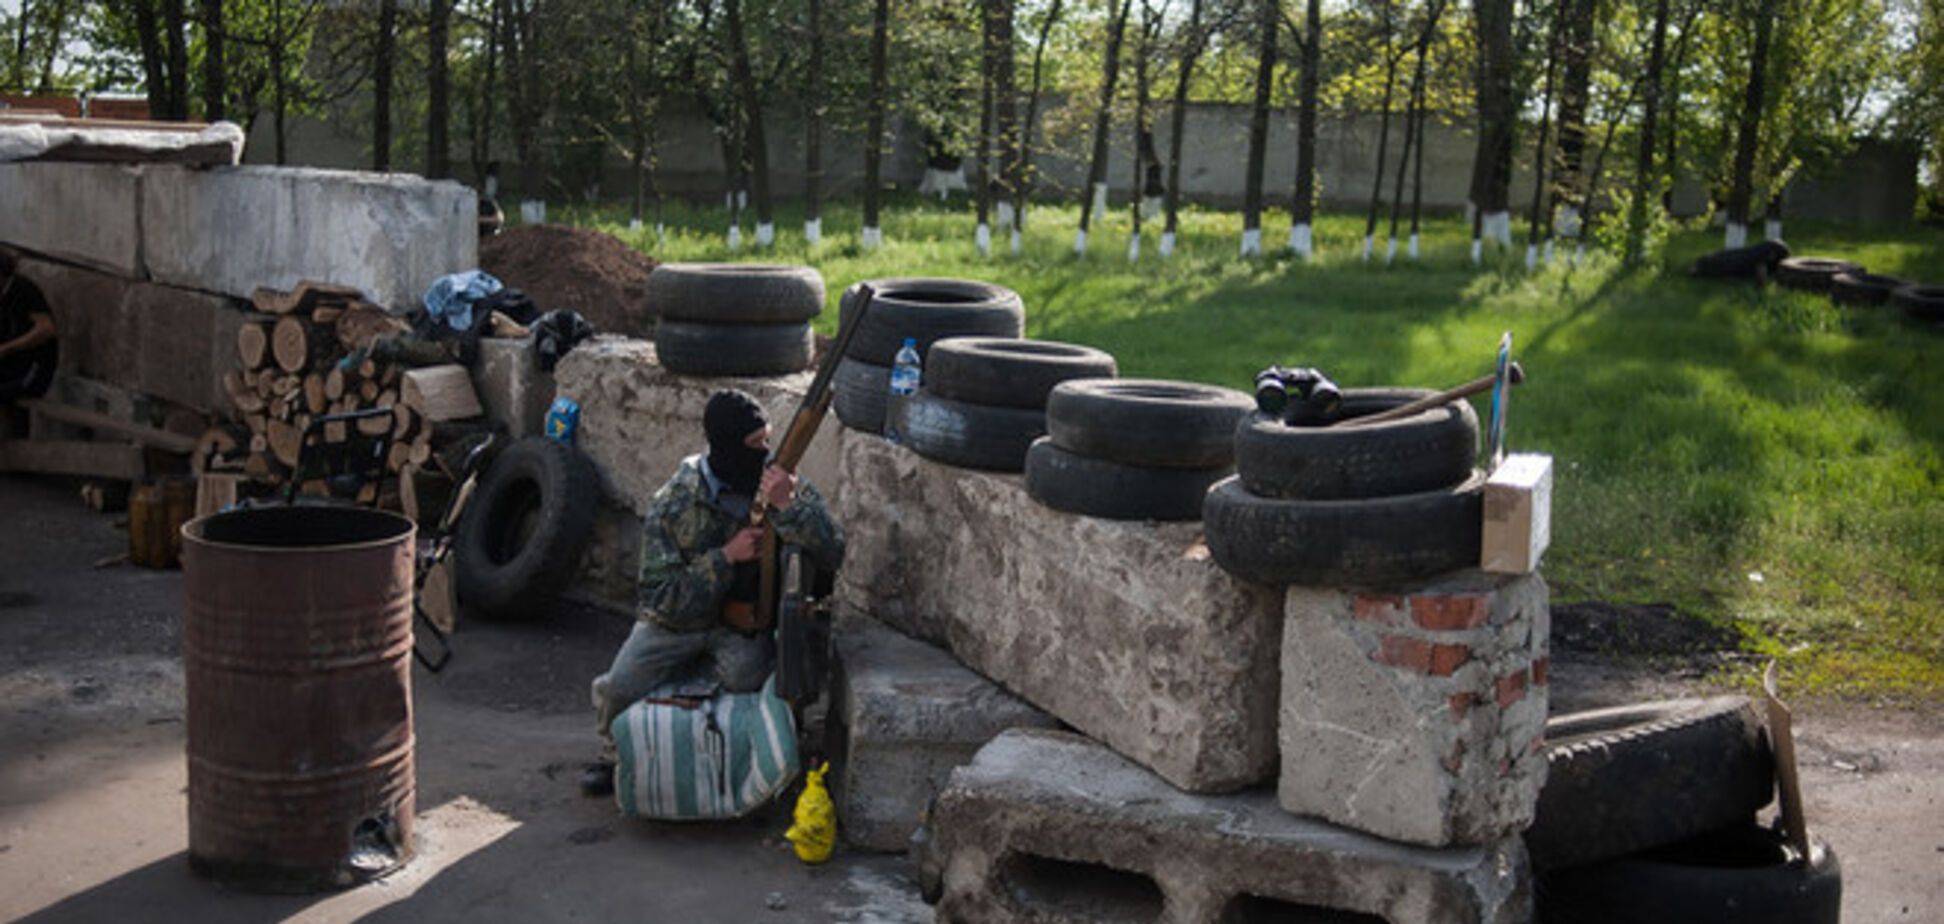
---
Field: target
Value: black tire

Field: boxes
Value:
[891,391,1046,472]
[1538,825,1840,924]
[1526,696,1776,872]
[924,337,1119,410]
[1024,438,1227,521]
[645,263,825,323]
[1046,379,1253,469]
[453,437,599,619]
[1690,241,1790,279]
[1828,271,1910,307]
[1201,472,1484,586]
[838,278,1025,365]
[833,359,892,434]
[653,320,813,377]
[1774,257,1864,292]
[1234,390,1479,501]
[1893,283,1944,323]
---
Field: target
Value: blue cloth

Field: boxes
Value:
[421,270,504,332]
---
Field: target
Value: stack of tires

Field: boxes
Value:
[831,278,1026,434]
[1203,389,1482,585]
[1891,283,1944,324]
[1529,697,1841,924]
[889,337,1119,471]
[645,264,824,377]
[1774,257,1864,294]
[1024,379,1253,521]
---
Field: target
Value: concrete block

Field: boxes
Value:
[0,163,145,275]
[551,336,842,517]
[833,430,1284,793]
[1280,571,1550,848]
[471,337,555,438]
[828,614,1058,852]
[15,257,137,389]
[925,729,1531,924]
[139,165,475,311]
[567,498,644,613]
[126,282,250,416]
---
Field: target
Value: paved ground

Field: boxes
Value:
[1,472,1938,922]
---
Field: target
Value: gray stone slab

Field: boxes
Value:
[139,165,475,311]
[15,257,137,389]
[924,729,1530,924]
[832,430,1284,793]
[126,282,249,416]
[0,163,144,275]
[828,614,1058,852]
[472,336,555,438]
[1280,572,1550,848]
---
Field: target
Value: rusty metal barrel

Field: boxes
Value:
[181,505,417,892]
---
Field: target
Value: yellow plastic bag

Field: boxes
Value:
[785,762,836,864]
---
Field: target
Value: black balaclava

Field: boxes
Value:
[703,389,768,495]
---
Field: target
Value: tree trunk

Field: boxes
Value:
[426,0,451,178]
[725,0,773,244]
[1389,0,1446,259]
[1240,0,1277,256]
[1527,3,1563,263]
[471,0,502,180]
[1626,0,1670,262]
[1362,1,1400,262]
[374,0,397,172]
[975,0,995,249]
[11,0,28,92]
[162,0,190,120]
[1163,0,1205,250]
[132,1,170,118]
[1468,0,1516,259]
[861,0,890,244]
[199,0,225,121]
[272,0,287,163]
[1015,0,1062,234]
[1725,0,1776,246]
[1554,0,1596,239]
[1289,0,1321,257]
[805,0,824,241]
[992,0,1021,249]
[1075,0,1133,252]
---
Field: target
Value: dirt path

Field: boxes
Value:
[0,473,1937,921]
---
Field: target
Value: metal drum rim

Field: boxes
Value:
[181,507,417,556]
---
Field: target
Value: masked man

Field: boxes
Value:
[0,251,58,403]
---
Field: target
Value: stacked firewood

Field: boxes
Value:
[194,280,490,511]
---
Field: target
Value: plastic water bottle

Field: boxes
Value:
[885,338,922,444]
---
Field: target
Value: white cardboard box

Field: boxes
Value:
[1481,453,1553,574]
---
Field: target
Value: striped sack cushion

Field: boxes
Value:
[611,675,800,820]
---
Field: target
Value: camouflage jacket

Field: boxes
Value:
[636,453,845,633]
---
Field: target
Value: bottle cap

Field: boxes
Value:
[902,337,916,347]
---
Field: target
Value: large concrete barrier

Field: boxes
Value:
[0,163,145,276]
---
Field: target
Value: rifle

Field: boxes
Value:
[722,283,875,637]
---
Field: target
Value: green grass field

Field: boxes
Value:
[533,195,1944,703]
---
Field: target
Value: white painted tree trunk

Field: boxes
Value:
[1385,237,1398,264]
[1127,235,1141,261]
[1765,218,1782,241]
[1408,233,1420,260]
[861,226,883,249]
[1159,231,1176,257]
[996,200,1015,229]
[727,224,742,250]
[919,165,969,199]
[1484,210,1513,246]
[629,218,642,232]
[1239,227,1262,257]
[1471,237,1484,266]
[1090,182,1109,222]
[1524,243,1537,272]
[1361,234,1374,263]
[1725,222,1748,249]
[1288,223,1313,260]
[519,200,546,224]
[1010,227,1022,255]
[975,222,990,255]
[755,222,775,247]
[1073,228,1089,255]
[804,218,822,244]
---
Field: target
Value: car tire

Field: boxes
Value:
[1201,472,1485,586]
[1024,438,1227,521]
[1690,241,1790,279]
[646,263,825,323]
[653,320,813,377]
[833,359,892,434]
[453,437,599,619]
[838,278,1025,365]
[1774,257,1864,292]
[1538,824,1840,924]
[1526,696,1776,872]
[1827,271,1910,307]
[1233,389,1478,500]
[1046,379,1253,469]
[892,391,1047,472]
[1892,284,1944,323]
[924,337,1118,410]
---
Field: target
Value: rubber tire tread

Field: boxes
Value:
[832,359,891,434]
[1827,272,1909,307]
[838,278,1025,365]
[1893,284,1944,323]
[1234,389,1479,500]
[653,320,813,377]
[453,436,599,619]
[1526,696,1776,872]
[1201,472,1484,586]
[892,391,1046,472]
[924,337,1119,409]
[1538,826,1840,924]
[646,263,825,323]
[1046,378,1254,469]
[1774,257,1864,292]
[1024,438,1227,521]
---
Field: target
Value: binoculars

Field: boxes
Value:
[1254,365,1342,425]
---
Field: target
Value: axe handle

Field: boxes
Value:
[1332,375,1495,429]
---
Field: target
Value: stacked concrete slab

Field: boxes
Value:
[832,429,1285,793]
[0,163,144,275]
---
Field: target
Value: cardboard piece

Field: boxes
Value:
[1481,452,1553,574]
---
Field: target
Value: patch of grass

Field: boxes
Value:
[534,196,1944,703]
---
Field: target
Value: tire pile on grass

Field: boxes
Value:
[1025,379,1251,521]
[1693,242,1941,325]
[479,224,658,338]
[646,264,823,377]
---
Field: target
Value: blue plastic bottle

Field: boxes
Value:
[885,338,922,444]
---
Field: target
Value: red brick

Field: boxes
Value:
[1429,643,1471,676]
[1411,593,1491,631]
[1531,657,1549,686]
[1448,692,1477,719]
[1354,594,1407,627]
[1375,635,1433,672]
[1496,669,1529,707]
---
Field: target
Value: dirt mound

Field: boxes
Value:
[479,225,658,338]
